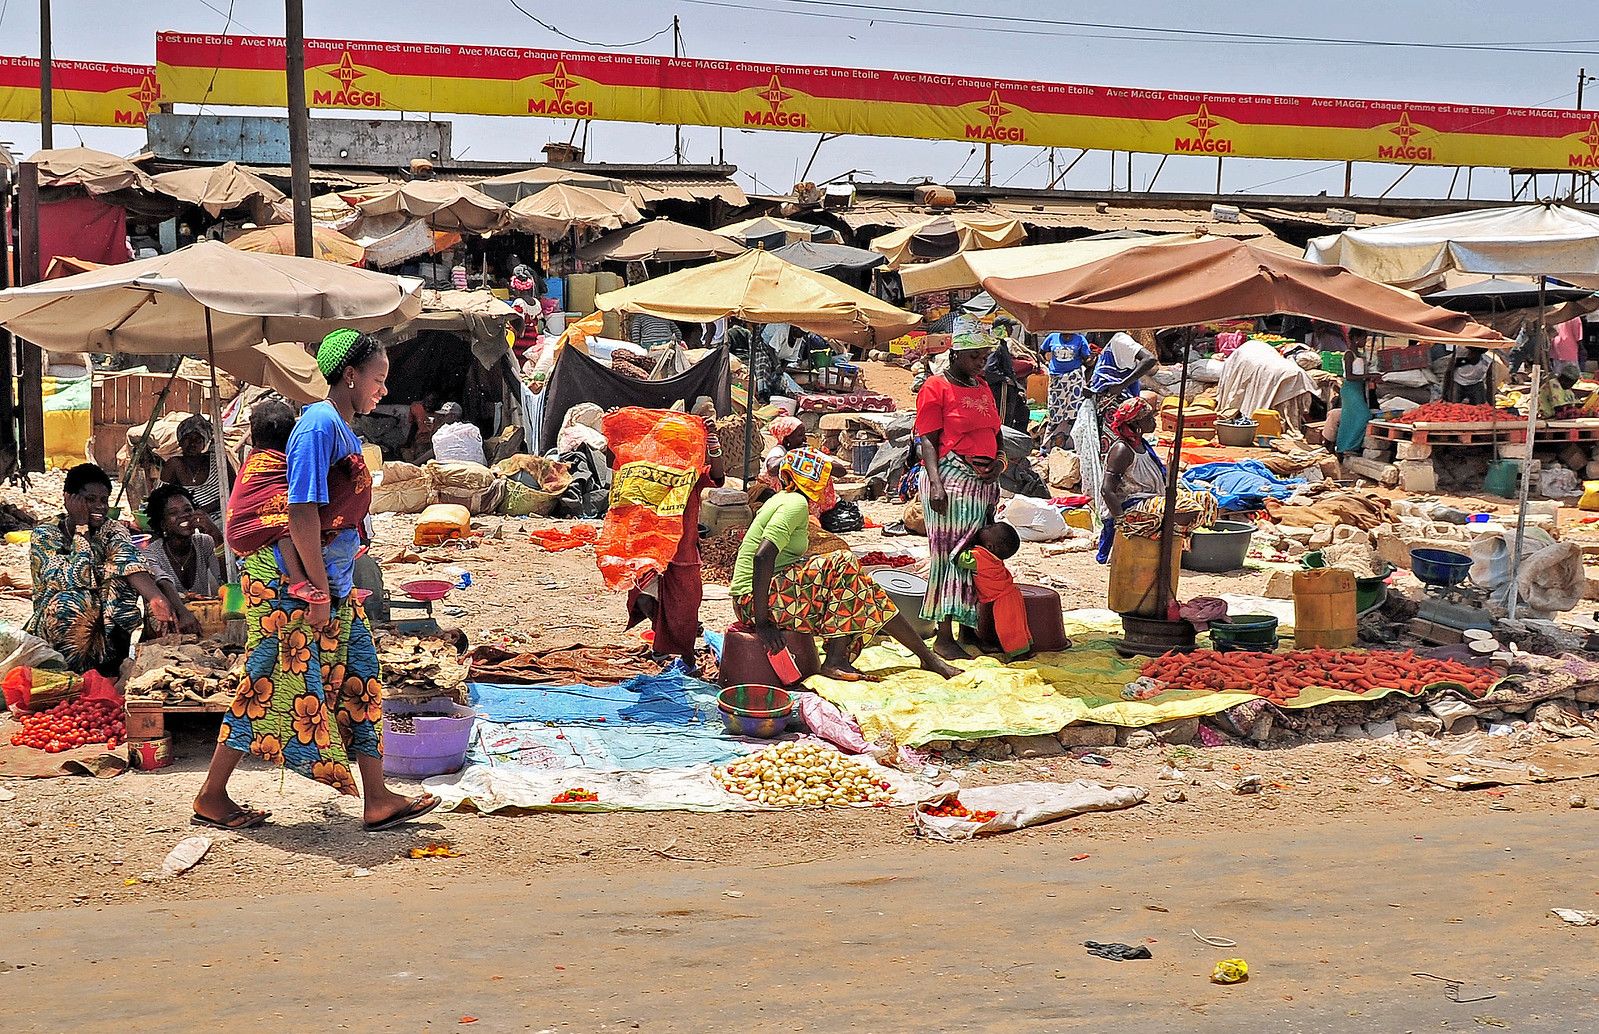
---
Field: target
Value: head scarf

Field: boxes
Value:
[778,447,832,502]
[767,415,804,444]
[1109,397,1155,442]
[177,413,213,442]
[317,328,362,381]
[952,331,993,351]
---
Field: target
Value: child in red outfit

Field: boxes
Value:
[959,522,1032,659]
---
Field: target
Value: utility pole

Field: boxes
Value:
[1580,67,1591,110]
[285,0,314,259]
[983,144,992,187]
[38,0,52,149]
[17,161,44,472]
[672,17,683,165]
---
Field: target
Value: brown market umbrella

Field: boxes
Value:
[26,146,154,194]
[355,180,511,235]
[151,162,287,218]
[477,166,624,204]
[229,222,367,266]
[984,236,1511,345]
[578,218,746,265]
[508,183,643,238]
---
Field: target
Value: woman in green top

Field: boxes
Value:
[732,449,959,681]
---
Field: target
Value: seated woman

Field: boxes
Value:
[27,463,176,675]
[748,415,847,514]
[141,484,218,635]
[732,449,959,682]
[159,414,230,541]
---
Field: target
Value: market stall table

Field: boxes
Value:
[1366,419,1530,447]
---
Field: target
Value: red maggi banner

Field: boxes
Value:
[0,56,160,127]
[155,32,1599,170]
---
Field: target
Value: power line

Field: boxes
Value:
[504,1,674,49]
[680,0,1599,55]
[194,0,255,34]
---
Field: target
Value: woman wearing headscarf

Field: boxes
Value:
[750,415,845,514]
[27,463,177,675]
[1334,328,1374,458]
[160,414,230,540]
[733,449,959,681]
[1087,332,1158,452]
[194,329,439,833]
[916,333,1004,660]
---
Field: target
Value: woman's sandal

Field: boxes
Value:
[288,581,331,605]
[363,793,442,832]
[191,807,269,831]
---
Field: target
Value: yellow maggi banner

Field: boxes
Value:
[155,33,1599,170]
[0,56,159,127]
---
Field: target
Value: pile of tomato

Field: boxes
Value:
[10,698,125,753]
[924,796,997,823]
[550,787,599,804]
[857,551,915,569]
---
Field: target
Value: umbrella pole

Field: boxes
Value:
[741,328,757,485]
[1507,277,1548,621]
[114,362,184,511]
[204,311,238,583]
[1153,328,1191,620]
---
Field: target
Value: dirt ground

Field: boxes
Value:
[3,465,1599,1028]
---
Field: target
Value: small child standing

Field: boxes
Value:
[958,522,1032,659]
[223,399,315,601]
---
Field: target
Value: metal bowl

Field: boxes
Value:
[718,685,794,738]
[1410,548,1472,588]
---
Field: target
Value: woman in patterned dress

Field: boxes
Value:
[192,330,439,832]
[732,449,958,682]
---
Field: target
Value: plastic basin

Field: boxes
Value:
[1410,548,1471,587]
[1181,520,1256,573]
[400,578,454,602]
[382,697,476,778]
[717,685,794,738]
[1215,419,1258,448]
[1208,614,1279,652]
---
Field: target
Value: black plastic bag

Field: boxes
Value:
[820,500,864,533]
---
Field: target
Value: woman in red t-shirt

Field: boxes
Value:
[915,333,1005,660]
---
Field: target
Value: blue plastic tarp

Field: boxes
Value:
[1184,460,1305,511]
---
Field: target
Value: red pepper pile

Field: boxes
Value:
[550,787,599,804]
[10,698,125,753]
[924,796,998,823]
[856,551,915,569]
[1140,648,1497,704]
[1393,402,1506,424]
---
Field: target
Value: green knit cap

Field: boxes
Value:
[317,328,362,380]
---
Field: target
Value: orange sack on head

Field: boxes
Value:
[595,407,709,592]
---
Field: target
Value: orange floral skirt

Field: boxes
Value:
[217,548,381,796]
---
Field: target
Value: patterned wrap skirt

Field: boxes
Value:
[919,452,1000,627]
[734,549,898,639]
[217,549,383,796]
[1042,368,1086,449]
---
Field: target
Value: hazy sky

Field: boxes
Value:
[3,0,1596,199]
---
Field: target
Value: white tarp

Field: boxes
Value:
[912,780,1148,842]
[1304,205,1599,290]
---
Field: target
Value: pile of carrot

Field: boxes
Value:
[1140,648,1498,704]
[1392,402,1506,424]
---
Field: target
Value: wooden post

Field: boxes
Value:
[1343,161,1353,197]
[1152,328,1193,621]
[38,0,53,149]
[285,0,314,259]
[16,161,45,473]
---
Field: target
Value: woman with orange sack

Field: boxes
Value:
[193,330,438,833]
[625,399,726,673]
[733,449,959,682]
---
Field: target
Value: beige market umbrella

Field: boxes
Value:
[222,341,328,404]
[151,162,287,218]
[578,218,746,265]
[229,222,367,266]
[508,183,643,238]
[871,212,1026,269]
[355,180,510,234]
[477,166,624,204]
[0,240,421,574]
[26,146,154,194]
[714,216,838,248]
[595,247,919,347]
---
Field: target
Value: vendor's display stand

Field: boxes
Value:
[983,236,1508,649]
[1307,205,1599,618]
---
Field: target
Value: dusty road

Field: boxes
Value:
[5,808,1595,1033]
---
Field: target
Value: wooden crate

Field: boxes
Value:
[1366,420,1527,447]
[92,371,211,426]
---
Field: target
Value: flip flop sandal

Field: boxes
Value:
[190,808,269,831]
[363,793,442,832]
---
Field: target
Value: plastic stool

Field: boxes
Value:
[975,583,1069,653]
[719,628,821,687]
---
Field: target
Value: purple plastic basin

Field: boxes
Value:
[382,697,476,778]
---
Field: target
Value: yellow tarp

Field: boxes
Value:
[813,636,1412,747]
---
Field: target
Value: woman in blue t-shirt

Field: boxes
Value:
[194,329,440,833]
[1039,332,1093,453]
